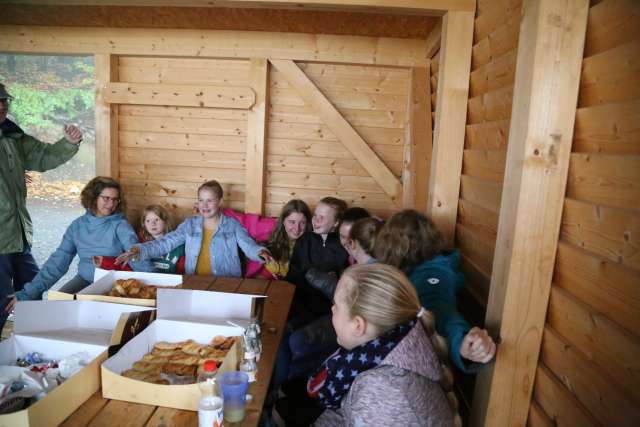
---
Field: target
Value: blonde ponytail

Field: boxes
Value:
[342,264,461,423]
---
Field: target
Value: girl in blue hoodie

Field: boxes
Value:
[374,209,496,372]
[7,177,153,306]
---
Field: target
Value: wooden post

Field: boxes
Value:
[244,58,269,214]
[471,1,590,426]
[402,66,432,211]
[94,54,119,178]
[426,10,474,247]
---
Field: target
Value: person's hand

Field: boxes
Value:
[92,256,103,267]
[5,295,16,313]
[63,124,83,145]
[460,327,496,363]
[258,249,274,264]
[115,246,140,266]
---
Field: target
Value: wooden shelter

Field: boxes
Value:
[1,0,638,425]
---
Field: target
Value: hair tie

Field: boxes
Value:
[417,307,427,318]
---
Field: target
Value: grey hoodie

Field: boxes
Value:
[314,321,454,427]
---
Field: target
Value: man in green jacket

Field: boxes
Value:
[0,83,83,327]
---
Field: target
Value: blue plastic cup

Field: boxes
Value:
[219,371,249,423]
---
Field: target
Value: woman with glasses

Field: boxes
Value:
[5,176,153,308]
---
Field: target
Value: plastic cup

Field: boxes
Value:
[219,371,249,423]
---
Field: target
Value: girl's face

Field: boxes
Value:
[339,222,355,254]
[284,212,308,241]
[312,203,338,235]
[144,211,166,239]
[95,187,119,217]
[331,277,360,350]
[197,188,222,219]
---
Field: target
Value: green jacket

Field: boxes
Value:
[0,119,79,254]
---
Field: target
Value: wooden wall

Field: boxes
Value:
[106,54,415,221]
[116,57,252,218]
[264,62,409,218]
[529,0,640,425]
[456,0,521,307]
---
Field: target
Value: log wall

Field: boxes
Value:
[529,0,640,425]
[116,57,252,218]
[457,0,521,306]
[264,62,408,218]
[106,53,414,221]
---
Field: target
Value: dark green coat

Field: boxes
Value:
[0,119,79,254]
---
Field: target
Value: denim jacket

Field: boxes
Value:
[138,215,265,277]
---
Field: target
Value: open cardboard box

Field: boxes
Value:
[0,300,154,427]
[48,268,183,306]
[102,288,266,410]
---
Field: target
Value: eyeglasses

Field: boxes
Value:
[98,195,120,203]
[0,99,10,106]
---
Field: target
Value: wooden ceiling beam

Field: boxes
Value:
[0,25,430,67]
[8,0,476,16]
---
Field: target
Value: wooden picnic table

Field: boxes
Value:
[60,275,295,427]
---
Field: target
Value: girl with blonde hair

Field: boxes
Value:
[117,180,272,276]
[276,263,459,426]
[95,204,185,273]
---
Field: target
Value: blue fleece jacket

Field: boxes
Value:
[408,250,476,372]
[16,211,153,300]
[137,214,265,277]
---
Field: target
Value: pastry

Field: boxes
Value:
[162,363,197,377]
[121,369,149,381]
[169,353,200,365]
[219,337,236,350]
[211,336,226,347]
[182,341,207,356]
[132,360,162,373]
[142,354,170,364]
[154,341,183,351]
[138,286,156,299]
[151,348,178,357]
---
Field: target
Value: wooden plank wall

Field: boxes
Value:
[529,0,640,425]
[109,56,411,221]
[456,0,521,306]
[116,56,251,219]
[430,46,439,129]
[264,62,409,218]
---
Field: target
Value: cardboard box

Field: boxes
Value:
[48,269,183,306]
[102,288,265,410]
[0,300,154,427]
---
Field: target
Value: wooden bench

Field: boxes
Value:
[60,275,295,427]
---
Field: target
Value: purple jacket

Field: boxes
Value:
[314,322,454,427]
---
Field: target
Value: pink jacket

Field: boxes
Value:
[222,208,277,278]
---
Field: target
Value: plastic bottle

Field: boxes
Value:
[239,351,257,382]
[198,360,223,427]
[198,360,218,397]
